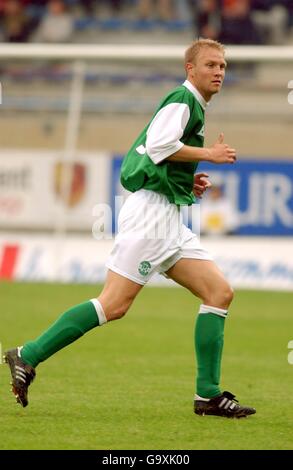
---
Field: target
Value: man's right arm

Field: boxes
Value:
[167,133,237,165]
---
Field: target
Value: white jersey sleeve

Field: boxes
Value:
[145,102,190,164]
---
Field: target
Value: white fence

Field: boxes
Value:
[1,234,293,291]
[0,43,293,61]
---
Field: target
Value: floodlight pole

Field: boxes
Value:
[53,60,86,280]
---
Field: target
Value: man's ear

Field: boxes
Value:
[186,62,194,74]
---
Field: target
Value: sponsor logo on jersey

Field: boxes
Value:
[197,125,205,137]
[135,145,146,155]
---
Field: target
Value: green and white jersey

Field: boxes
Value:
[120,80,208,205]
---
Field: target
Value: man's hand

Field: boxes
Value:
[207,133,236,164]
[167,133,237,164]
[193,172,212,198]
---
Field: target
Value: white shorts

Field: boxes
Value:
[106,189,213,285]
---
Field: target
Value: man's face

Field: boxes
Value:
[187,47,226,101]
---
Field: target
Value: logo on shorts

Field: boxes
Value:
[138,261,151,276]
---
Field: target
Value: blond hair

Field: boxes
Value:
[184,39,225,65]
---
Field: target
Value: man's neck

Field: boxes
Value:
[183,80,209,110]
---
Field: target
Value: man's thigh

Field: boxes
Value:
[166,258,231,303]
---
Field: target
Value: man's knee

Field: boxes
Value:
[107,302,130,321]
[204,283,234,309]
[222,284,234,307]
[216,284,234,309]
[99,294,135,322]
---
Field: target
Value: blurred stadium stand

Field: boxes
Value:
[0,1,292,45]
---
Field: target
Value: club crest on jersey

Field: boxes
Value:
[197,125,205,137]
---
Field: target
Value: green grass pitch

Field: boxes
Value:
[0,282,293,450]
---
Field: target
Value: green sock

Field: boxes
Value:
[21,299,106,368]
[195,304,228,399]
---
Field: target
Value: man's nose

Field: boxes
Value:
[215,67,223,76]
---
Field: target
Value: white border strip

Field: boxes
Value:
[199,304,228,318]
[90,298,107,326]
